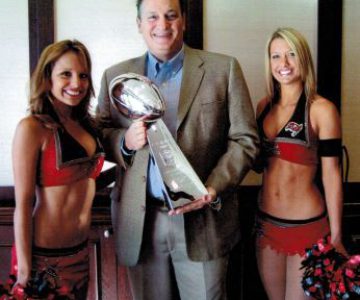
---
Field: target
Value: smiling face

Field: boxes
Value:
[269,38,302,86]
[137,0,185,62]
[50,51,90,106]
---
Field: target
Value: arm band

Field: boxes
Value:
[318,138,342,157]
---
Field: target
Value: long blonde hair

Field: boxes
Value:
[265,27,316,102]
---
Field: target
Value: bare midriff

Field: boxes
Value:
[32,177,96,248]
[259,157,325,220]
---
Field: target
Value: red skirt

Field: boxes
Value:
[255,210,330,256]
[11,240,89,299]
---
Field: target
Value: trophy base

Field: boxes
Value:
[166,196,194,210]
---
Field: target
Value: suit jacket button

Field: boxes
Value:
[142,175,146,182]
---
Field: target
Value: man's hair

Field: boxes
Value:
[136,0,185,18]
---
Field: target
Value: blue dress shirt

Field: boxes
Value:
[146,47,184,200]
[121,47,184,201]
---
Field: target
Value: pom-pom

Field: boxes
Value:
[0,268,76,299]
[301,234,360,299]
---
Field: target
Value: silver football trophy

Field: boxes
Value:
[109,73,208,210]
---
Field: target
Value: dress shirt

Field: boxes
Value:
[145,47,184,200]
[120,47,184,201]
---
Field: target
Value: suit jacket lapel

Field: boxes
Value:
[177,46,204,132]
[130,53,147,75]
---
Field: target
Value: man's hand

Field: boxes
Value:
[169,186,217,215]
[124,117,148,151]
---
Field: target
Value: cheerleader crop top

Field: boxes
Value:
[37,125,105,187]
[257,92,318,165]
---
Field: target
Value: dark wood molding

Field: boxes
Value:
[184,0,203,49]
[28,0,54,75]
[317,0,342,112]
[0,207,15,226]
[0,205,111,227]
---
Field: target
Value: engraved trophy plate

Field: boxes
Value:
[109,73,208,209]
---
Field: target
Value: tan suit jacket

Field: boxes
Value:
[97,45,259,266]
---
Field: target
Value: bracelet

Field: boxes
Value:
[121,137,135,156]
[209,196,222,211]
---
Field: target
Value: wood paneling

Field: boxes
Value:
[0,227,13,283]
[28,0,54,74]
[317,0,343,111]
[184,0,203,49]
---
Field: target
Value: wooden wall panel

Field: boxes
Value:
[0,227,13,284]
[28,0,54,74]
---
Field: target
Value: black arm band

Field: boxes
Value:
[318,138,342,157]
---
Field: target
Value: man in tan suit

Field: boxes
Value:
[96,0,259,299]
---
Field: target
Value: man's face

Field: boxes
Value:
[137,0,185,62]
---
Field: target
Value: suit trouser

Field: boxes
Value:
[127,204,229,300]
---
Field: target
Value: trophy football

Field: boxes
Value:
[109,73,208,210]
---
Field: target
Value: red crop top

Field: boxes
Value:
[257,92,318,165]
[37,126,105,187]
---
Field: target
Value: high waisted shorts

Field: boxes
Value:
[11,240,89,299]
[255,210,330,256]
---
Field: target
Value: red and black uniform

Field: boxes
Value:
[255,92,336,255]
[11,116,105,299]
[37,121,105,187]
[257,91,318,166]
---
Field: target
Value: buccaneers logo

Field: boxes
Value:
[285,122,303,137]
